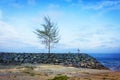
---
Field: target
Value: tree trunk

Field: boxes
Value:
[48,44,50,54]
[48,39,50,54]
[47,39,50,64]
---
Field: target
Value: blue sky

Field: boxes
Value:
[0,0,120,53]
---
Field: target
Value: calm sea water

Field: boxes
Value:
[89,53,120,71]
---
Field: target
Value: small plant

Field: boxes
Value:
[48,75,69,80]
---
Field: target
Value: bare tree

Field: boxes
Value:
[34,16,60,53]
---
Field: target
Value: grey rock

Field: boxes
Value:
[0,53,109,70]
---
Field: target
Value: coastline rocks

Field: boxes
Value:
[0,53,109,70]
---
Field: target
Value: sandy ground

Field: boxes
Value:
[0,64,120,80]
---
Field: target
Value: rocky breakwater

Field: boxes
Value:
[0,53,109,69]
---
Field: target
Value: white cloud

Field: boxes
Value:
[0,21,22,48]
[58,24,120,51]
[0,21,43,50]
[0,21,18,38]
[83,0,120,10]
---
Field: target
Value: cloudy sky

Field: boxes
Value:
[0,0,120,53]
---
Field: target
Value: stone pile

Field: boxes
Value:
[0,53,108,69]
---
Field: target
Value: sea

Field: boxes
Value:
[89,53,120,71]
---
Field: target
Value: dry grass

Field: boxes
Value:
[0,64,120,80]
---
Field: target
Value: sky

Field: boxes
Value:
[0,0,120,53]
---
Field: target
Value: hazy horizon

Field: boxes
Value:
[0,0,120,53]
